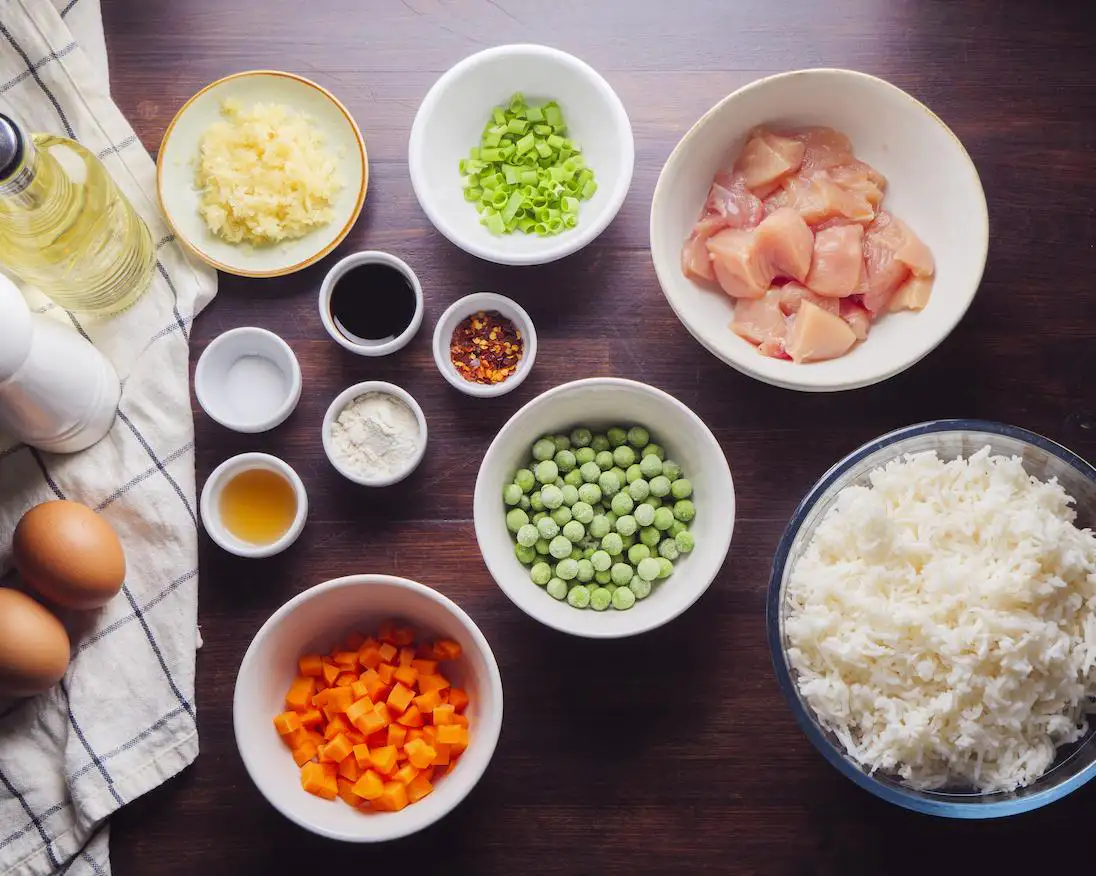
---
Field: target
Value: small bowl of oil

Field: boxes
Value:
[200,452,308,558]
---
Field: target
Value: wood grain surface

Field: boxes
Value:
[101,1,1096,873]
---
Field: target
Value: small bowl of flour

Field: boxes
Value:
[322,381,428,486]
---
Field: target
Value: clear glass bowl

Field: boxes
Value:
[767,420,1096,818]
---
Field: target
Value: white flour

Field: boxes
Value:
[330,391,421,479]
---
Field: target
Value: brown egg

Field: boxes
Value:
[13,500,126,610]
[0,588,70,697]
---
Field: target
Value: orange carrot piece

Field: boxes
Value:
[448,688,469,712]
[432,704,456,726]
[431,742,450,767]
[369,745,398,775]
[411,659,438,677]
[361,669,388,702]
[321,687,355,720]
[412,689,443,714]
[406,772,434,803]
[398,647,416,667]
[298,708,323,729]
[378,642,398,663]
[397,705,424,728]
[321,660,341,686]
[334,672,359,688]
[358,646,383,670]
[323,733,354,764]
[453,713,469,728]
[386,683,415,715]
[344,696,374,729]
[366,729,389,748]
[393,665,418,688]
[337,777,363,807]
[416,674,450,695]
[285,676,316,712]
[332,650,359,668]
[352,744,372,769]
[387,724,407,749]
[291,740,318,766]
[378,780,409,812]
[432,639,462,661]
[377,663,396,685]
[351,770,385,801]
[350,680,369,702]
[274,711,302,736]
[406,728,426,744]
[338,755,363,782]
[300,762,338,800]
[404,738,437,770]
[436,724,467,747]
[323,714,351,741]
[393,763,420,785]
[347,730,366,746]
[298,654,324,678]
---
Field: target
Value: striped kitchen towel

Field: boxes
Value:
[0,1,217,874]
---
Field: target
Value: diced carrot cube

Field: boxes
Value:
[334,672,358,688]
[333,651,359,668]
[323,733,354,764]
[351,769,385,801]
[298,654,324,677]
[298,708,323,729]
[398,647,416,667]
[377,663,396,685]
[404,737,437,770]
[393,763,420,785]
[350,680,369,702]
[397,705,423,728]
[367,729,389,748]
[406,728,426,744]
[338,754,362,782]
[452,713,469,728]
[347,730,366,746]
[387,724,407,748]
[393,665,418,688]
[411,659,438,676]
[406,772,434,803]
[354,704,385,737]
[412,689,442,714]
[305,730,325,747]
[417,674,450,695]
[321,660,341,685]
[284,727,310,750]
[369,745,398,775]
[352,744,372,769]
[344,696,374,728]
[361,669,388,702]
[386,683,415,715]
[449,688,469,712]
[285,676,315,712]
[432,639,462,661]
[433,704,456,726]
[337,777,363,807]
[378,642,397,663]
[422,725,437,742]
[322,687,355,720]
[358,646,383,670]
[291,741,318,766]
[431,742,450,766]
[393,626,417,647]
[378,780,409,812]
[436,724,468,747]
[274,711,302,736]
[323,714,351,741]
[300,762,338,800]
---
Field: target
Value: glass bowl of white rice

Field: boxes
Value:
[768,420,1096,818]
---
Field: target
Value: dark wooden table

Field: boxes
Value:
[103,1,1096,873]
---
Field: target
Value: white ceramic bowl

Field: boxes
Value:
[474,378,735,638]
[233,574,504,842]
[158,70,368,278]
[432,292,537,398]
[319,251,425,357]
[650,68,989,392]
[322,381,428,487]
[409,44,634,266]
[200,452,308,558]
[194,327,302,433]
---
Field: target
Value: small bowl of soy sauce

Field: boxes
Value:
[319,251,425,356]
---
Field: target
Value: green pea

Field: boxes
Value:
[640,526,661,548]
[625,464,644,484]
[546,577,568,600]
[571,501,594,525]
[536,517,560,539]
[673,500,696,523]
[582,546,596,560]
[658,538,680,561]
[516,523,539,547]
[563,469,584,488]
[637,557,661,581]
[657,557,674,579]
[570,548,583,560]
[654,507,675,530]
[601,532,624,556]
[628,479,650,502]
[594,570,612,585]
[588,515,611,539]
[503,484,522,506]
[628,575,652,600]
[604,511,618,527]
[515,468,536,493]
[567,584,591,608]
[669,520,686,538]
[590,549,612,572]
[634,503,656,527]
[519,495,531,511]
[612,445,636,468]
[612,586,636,610]
[598,471,621,498]
[604,582,618,594]
[590,586,612,610]
[530,491,545,512]
[553,434,571,452]
[621,533,636,550]
[671,478,692,499]
[505,508,529,532]
[627,426,650,448]
[562,520,585,543]
[554,477,565,488]
[609,562,633,587]
[615,514,637,537]
[515,543,536,564]
[556,558,579,580]
[530,562,552,585]
[591,434,610,452]
[610,492,634,516]
[595,450,614,471]
[579,461,602,483]
[639,454,663,479]
[561,484,580,506]
[643,442,665,460]
[535,538,550,555]
[662,460,683,482]
[549,535,573,559]
[570,428,592,448]
[610,466,628,486]
[628,543,651,565]
[555,449,577,473]
[534,460,558,484]
[575,446,596,465]
[540,485,564,509]
[675,531,695,553]
[551,506,572,526]
[532,438,556,461]
[607,427,627,447]
[649,475,671,497]
[576,559,595,582]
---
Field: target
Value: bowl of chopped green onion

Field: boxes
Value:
[409,44,634,266]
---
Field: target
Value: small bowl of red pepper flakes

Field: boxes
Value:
[433,292,537,397]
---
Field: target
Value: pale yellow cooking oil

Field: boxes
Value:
[219,468,298,546]
[0,115,154,316]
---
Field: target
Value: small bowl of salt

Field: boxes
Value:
[321,381,428,487]
[195,327,302,433]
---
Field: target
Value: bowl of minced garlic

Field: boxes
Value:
[432,292,538,398]
[157,70,368,278]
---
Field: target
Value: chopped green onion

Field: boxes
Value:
[506,118,527,135]
[543,103,563,127]
[492,107,506,125]
[534,140,553,159]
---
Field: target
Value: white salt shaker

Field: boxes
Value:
[0,273,120,454]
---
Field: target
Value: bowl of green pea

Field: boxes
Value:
[474,378,734,638]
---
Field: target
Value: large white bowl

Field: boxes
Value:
[233,574,503,842]
[650,68,989,392]
[473,379,734,638]
[409,44,634,266]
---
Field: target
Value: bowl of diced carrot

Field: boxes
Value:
[233,574,504,842]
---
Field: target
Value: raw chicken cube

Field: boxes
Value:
[889,274,934,312]
[681,232,715,282]
[764,173,874,226]
[805,224,864,297]
[840,299,872,340]
[793,127,854,172]
[706,228,769,298]
[730,289,788,346]
[753,208,814,282]
[776,282,840,316]
[784,300,857,363]
[734,130,806,192]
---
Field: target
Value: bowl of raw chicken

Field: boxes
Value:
[650,68,989,392]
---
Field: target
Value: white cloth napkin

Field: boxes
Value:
[0,2,217,873]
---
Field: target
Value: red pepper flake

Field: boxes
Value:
[450,310,523,385]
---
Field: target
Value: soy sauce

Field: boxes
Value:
[329,262,417,344]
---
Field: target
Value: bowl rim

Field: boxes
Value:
[199,451,309,558]
[766,419,1096,817]
[156,69,369,279]
[321,381,429,486]
[474,376,735,638]
[408,43,635,266]
[650,67,990,392]
[431,292,538,398]
[194,326,303,433]
[318,250,426,357]
[232,573,505,842]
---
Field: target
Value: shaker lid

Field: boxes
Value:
[0,113,25,182]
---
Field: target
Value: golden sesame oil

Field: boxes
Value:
[0,114,154,316]
[219,468,298,546]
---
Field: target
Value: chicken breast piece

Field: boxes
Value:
[793,127,854,172]
[706,228,769,298]
[681,232,716,282]
[731,288,788,347]
[734,130,806,192]
[753,208,814,282]
[806,223,864,297]
[765,173,874,226]
[840,299,872,340]
[776,282,840,316]
[888,274,934,312]
[861,211,911,314]
[784,299,858,363]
